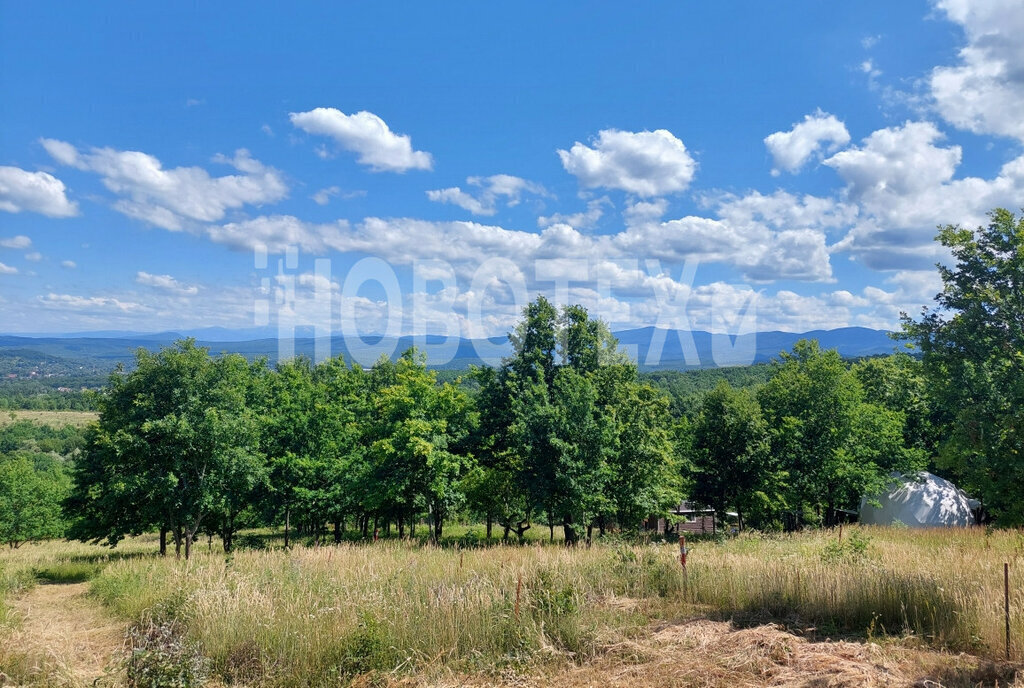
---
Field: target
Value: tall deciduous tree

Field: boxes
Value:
[689,381,778,530]
[482,297,681,543]
[67,340,263,558]
[901,208,1024,524]
[757,340,914,527]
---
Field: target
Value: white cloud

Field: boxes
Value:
[0,262,17,275]
[289,107,433,172]
[558,129,696,196]
[136,271,199,295]
[0,166,78,217]
[825,121,1024,267]
[623,199,668,227]
[930,0,1024,140]
[538,197,609,229]
[763,110,851,175]
[206,215,353,254]
[39,293,148,313]
[25,252,42,262]
[312,186,340,205]
[61,260,76,269]
[428,174,548,216]
[40,140,288,230]
[861,35,882,49]
[0,235,32,249]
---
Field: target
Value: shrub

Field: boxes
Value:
[124,619,209,688]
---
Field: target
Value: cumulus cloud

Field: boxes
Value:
[825,121,1024,267]
[623,199,669,227]
[25,252,42,262]
[0,235,32,249]
[136,271,199,295]
[0,262,18,275]
[763,110,851,175]
[558,129,696,196]
[61,260,76,269]
[0,166,78,217]
[40,140,288,231]
[206,215,353,254]
[930,0,1024,141]
[428,174,548,216]
[537,197,609,229]
[289,107,433,172]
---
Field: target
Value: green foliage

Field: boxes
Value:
[901,208,1024,525]
[688,381,780,529]
[124,619,210,688]
[66,340,265,557]
[820,529,872,563]
[641,364,775,417]
[0,454,70,547]
[755,340,917,528]
[478,297,681,544]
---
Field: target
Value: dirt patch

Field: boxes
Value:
[0,582,123,687]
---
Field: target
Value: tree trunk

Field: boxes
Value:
[433,509,443,543]
[486,514,493,540]
[159,527,167,557]
[173,526,183,559]
[185,530,193,560]
[563,518,579,547]
[598,516,606,537]
[284,507,291,549]
[334,520,341,543]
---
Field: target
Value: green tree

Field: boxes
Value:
[0,455,69,547]
[483,297,681,543]
[852,353,936,460]
[67,340,264,558]
[757,340,914,527]
[901,208,1024,524]
[366,350,476,542]
[689,381,779,530]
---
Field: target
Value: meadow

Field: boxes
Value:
[0,409,99,428]
[0,526,1021,687]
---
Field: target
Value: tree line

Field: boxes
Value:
[3,208,1021,554]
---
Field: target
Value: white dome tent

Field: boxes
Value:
[859,471,980,527]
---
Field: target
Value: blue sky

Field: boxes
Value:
[1,1,1023,338]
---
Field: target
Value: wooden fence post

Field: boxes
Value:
[1006,562,1012,661]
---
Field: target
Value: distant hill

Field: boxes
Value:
[0,326,900,377]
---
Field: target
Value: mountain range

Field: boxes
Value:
[0,326,902,373]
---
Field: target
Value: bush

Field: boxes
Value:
[124,619,209,688]
[820,529,872,564]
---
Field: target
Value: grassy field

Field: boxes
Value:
[0,409,99,427]
[1,527,1021,687]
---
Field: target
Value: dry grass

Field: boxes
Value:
[0,410,98,428]
[382,620,1022,687]
[0,582,123,687]
[86,527,1024,686]
[2,529,1022,687]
